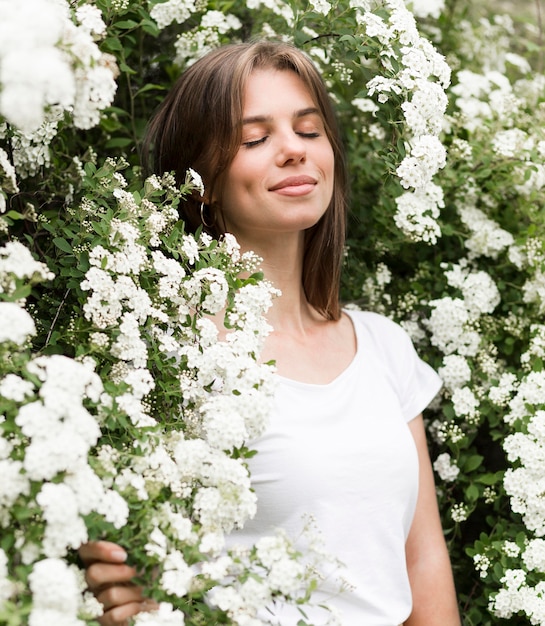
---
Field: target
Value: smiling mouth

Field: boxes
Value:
[269,176,317,195]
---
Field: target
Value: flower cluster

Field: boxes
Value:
[2,0,545,624]
[0,0,117,135]
[356,0,451,243]
[0,247,122,624]
[0,156,345,623]
[149,2,243,66]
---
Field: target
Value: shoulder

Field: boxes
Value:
[344,308,423,370]
[344,308,412,346]
[345,308,442,417]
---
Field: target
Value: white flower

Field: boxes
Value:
[0,302,35,344]
[425,297,480,356]
[451,386,479,419]
[117,392,156,428]
[438,355,472,392]
[151,0,198,29]
[0,147,18,193]
[523,539,545,572]
[28,559,88,626]
[267,555,305,596]
[37,483,88,557]
[0,6,74,132]
[75,5,107,37]
[396,135,447,190]
[489,373,518,407]
[473,553,491,578]
[405,0,445,19]
[182,235,200,265]
[401,80,448,136]
[492,128,531,158]
[445,266,500,318]
[161,550,193,596]
[310,0,332,14]
[504,542,521,558]
[0,458,30,512]
[433,452,460,482]
[208,586,245,618]
[352,97,379,114]
[201,555,233,580]
[503,410,545,535]
[115,467,149,499]
[0,241,54,291]
[185,267,229,314]
[505,372,545,425]
[458,205,514,260]
[199,531,225,556]
[358,12,392,44]
[394,183,443,244]
[200,10,241,34]
[145,527,169,560]
[0,373,34,401]
[0,0,117,133]
[523,268,545,315]
[110,312,148,367]
[451,503,469,522]
[187,168,204,195]
[200,395,251,450]
[81,267,123,328]
[133,602,186,626]
[0,548,15,604]
[153,250,187,297]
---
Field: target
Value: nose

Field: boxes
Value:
[276,130,306,166]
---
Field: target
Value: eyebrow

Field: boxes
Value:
[242,107,321,125]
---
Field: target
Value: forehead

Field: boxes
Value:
[241,68,318,116]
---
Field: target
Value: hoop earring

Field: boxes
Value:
[200,202,214,228]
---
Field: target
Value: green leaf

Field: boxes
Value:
[463,455,485,473]
[115,19,140,29]
[105,137,134,149]
[465,483,479,502]
[4,210,25,220]
[53,237,73,253]
[134,83,166,97]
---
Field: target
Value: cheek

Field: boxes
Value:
[217,165,255,217]
[227,161,259,198]
[325,145,335,174]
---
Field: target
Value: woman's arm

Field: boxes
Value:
[79,541,154,626]
[404,415,461,626]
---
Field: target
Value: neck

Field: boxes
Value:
[235,231,322,332]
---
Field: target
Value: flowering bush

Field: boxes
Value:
[1,0,544,624]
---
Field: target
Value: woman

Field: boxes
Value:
[80,40,461,626]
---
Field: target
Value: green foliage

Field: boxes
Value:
[2,0,545,624]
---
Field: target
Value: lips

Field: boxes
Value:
[269,175,317,191]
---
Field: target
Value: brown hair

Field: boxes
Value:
[143,40,348,320]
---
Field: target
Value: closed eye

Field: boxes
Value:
[297,131,320,138]
[243,136,268,148]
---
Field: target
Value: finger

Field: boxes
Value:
[98,599,159,626]
[98,601,141,626]
[79,541,128,566]
[85,562,138,591]
[97,583,144,611]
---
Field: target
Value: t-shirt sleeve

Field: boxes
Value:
[401,340,443,422]
[356,311,443,422]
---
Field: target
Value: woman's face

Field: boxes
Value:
[217,68,335,246]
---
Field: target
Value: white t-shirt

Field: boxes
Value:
[232,310,442,625]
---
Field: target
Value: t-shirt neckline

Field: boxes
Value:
[275,309,361,389]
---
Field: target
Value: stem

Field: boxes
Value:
[45,288,70,347]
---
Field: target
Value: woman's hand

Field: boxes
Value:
[79,540,156,626]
